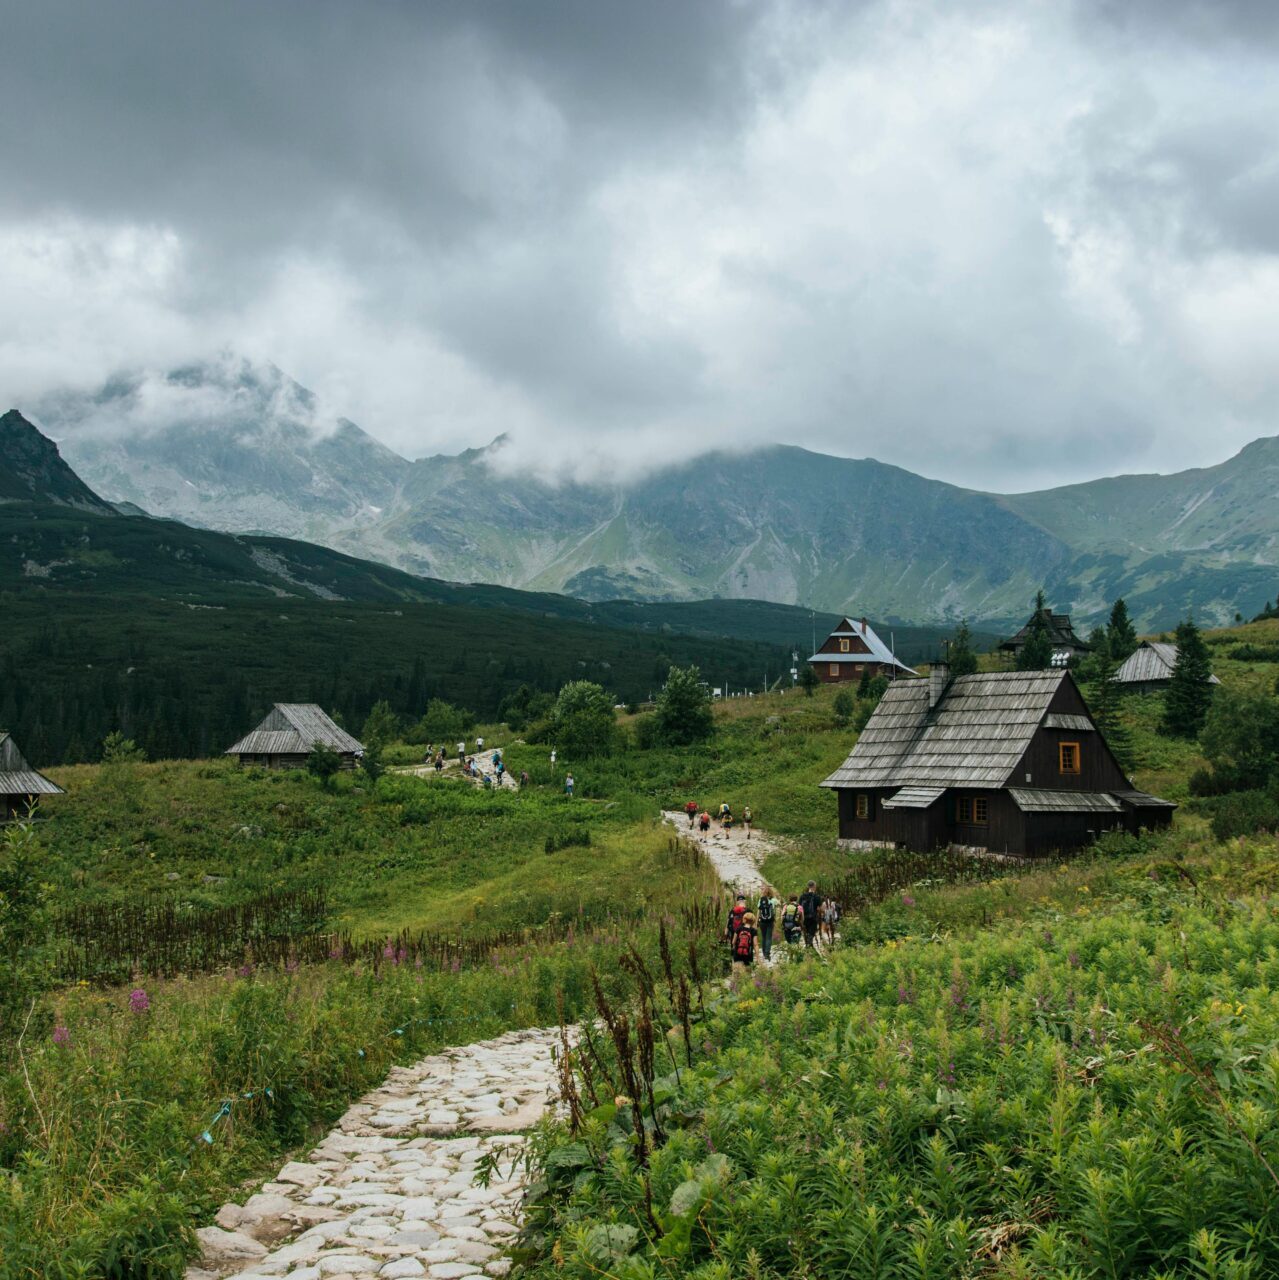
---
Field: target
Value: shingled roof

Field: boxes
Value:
[226,704,363,757]
[1113,641,1220,687]
[821,670,1073,790]
[999,610,1087,653]
[0,732,65,797]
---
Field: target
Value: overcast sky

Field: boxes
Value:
[3,0,1279,490]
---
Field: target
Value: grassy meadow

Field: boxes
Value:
[2,616,1278,1276]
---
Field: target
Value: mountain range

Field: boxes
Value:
[33,357,1279,628]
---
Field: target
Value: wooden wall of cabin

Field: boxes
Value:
[1013,679,1130,791]
[1021,809,1126,856]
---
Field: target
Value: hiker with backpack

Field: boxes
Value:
[731,911,758,967]
[756,885,780,960]
[724,893,747,948]
[820,897,840,945]
[684,799,698,828]
[780,895,803,946]
[743,805,753,838]
[799,881,823,952]
[698,810,711,835]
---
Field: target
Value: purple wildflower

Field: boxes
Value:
[901,893,916,908]
[52,1024,72,1045]
[128,988,150,1014]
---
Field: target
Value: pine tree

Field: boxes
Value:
[1162,616,1215,738]
[1016,592,1053,671]
[1090,658,1135,774]
[1106,598,1138,662]
[947,619,979,678]
[799,665,820,697]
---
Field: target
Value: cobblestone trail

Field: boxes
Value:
[189,1027,565,1280]
[661,810,778,894]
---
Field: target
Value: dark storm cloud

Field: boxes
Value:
[2,0,1279,488]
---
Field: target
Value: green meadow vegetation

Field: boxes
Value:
[1,619,1278,1276]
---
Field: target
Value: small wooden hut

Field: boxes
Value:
[225,704,363,770]
[821,665,1174,856]
[0,731,64,819]
[808,616,916,684]
[1113,641,1220,695]
[998,609,1088,664]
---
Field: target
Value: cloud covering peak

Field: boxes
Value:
[4,0,1279,489]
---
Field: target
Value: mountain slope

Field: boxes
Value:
[0,409,117,513]
[37,360,1279,628]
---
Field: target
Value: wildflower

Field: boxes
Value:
[128,988,150,1014]
[901,893,916,908]
[52,1024,72,1045]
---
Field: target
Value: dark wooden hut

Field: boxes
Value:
[1113,641,1220,695]
[808,616,916,684]
[225,704,363,770]
[0,731,64,819]
[821,665,1174,856]
[998,609,1088,663]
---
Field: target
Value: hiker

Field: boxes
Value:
[434,753,444,774]
[476,735,485,751]
[492,750,501,768]
[756,885,780,960]
[698,810,711,834]
[481,770,493,789]
[457,740,466,761]
[684,799,698,828]
[724,893,747,945]
[722,809,734,834]
[780,895,803,945]
[732,911,758,967]
[495,758,505,780]
[799,881,823,951]
[550,748,557,767]
[820,897,840,945]
[743,805,753,838]
[518,769,530,788]
[565,772,575,797]
[719,801,731,824]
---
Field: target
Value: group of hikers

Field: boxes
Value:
[684,798,753,837]
[724,881,839,966]
[422,742,531,790]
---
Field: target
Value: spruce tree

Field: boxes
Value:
[1106,598,1138,662]
[948,619,979,678]
[1162,616,1214,738]
[1016,592,1053,671]
[1090,658,1135,774]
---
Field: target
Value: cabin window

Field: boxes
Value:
[829,663,839,676]
[956,795,989,825]
[855,793,870,820]
[1059,742,1081,775]
[839,638,850,652]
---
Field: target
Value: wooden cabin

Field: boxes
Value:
[225,704,363,770]
[998,609,1088,664]
[821,665,1174,856]
[1113,641,1220,695]
[0,731,64,820]
[809,616,916,684]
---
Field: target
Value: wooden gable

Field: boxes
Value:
[1010,676,1130,793]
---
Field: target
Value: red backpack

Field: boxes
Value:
[733,927,754,961]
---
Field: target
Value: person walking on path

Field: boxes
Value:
[476,735,485,751]
[698,810,711,835]
[457,740,466,761]
[820,897,840,946]
[742,805,753,838]
[799,881,823,952]
[756,885,780,961]
[684,799,698,828]
[731,911,757,968]
[780,895,803,946]
[564,772,575,797]
[724,894,747,947]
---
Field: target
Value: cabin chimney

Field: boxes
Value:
[860,617,868,633]
[929,661,950,709]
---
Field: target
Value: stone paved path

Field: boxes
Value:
[395,751,517,791]
[189,1027,564,1280]
[661,810,777,894]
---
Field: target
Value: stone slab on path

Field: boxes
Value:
[190,1028,564,1280]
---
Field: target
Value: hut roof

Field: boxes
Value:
[0,732,65,796]
[820,669,1075,790]
[1113,641,1220,686]
[808,617,917,674]
[999,610,1086,653]
[225,704,363,757]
